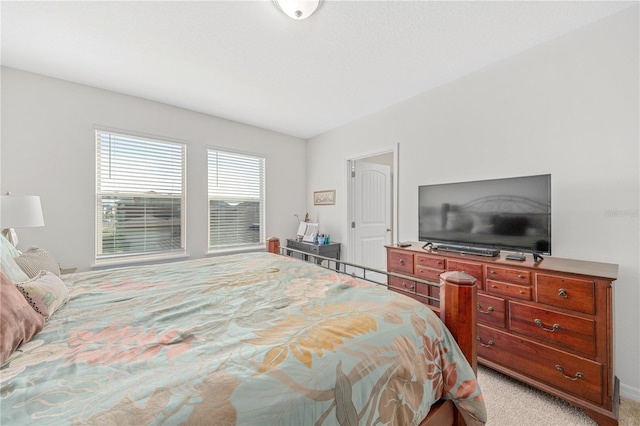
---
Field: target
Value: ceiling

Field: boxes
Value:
[1,1,635,139]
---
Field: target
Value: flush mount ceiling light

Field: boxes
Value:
[273,0,322,20]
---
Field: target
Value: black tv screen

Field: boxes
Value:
[418,174,551,254]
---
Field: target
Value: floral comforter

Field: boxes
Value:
[1,252,486,425]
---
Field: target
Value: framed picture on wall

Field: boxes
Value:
[314,190,335,206]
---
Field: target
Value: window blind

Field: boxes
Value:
[96,130,186,261]
[208,149,265,250]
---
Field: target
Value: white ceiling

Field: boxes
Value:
[1,1,635,139]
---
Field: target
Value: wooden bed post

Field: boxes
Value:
[267,237,280,254]
[439,271,478,374]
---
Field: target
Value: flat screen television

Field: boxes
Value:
[418,174,551,255]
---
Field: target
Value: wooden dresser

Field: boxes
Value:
[386,243,619,426]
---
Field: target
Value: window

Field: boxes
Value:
[96,130,186,262]
[208,149,265,250]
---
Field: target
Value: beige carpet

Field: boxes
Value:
[478,366,640,425]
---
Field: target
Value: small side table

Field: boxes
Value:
[285,238,340,270]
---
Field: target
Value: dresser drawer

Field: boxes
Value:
[486,266,531,285]
[447,260,483,281]
[509,301,596,356]
[415,266,444,283]
[477,293,506,328]
[388,250,414,274]
[431,284,440,309]
[487,279,531,300]
[536,274,595,315]
[416,282,440,308]
[389,276,416,294]
[477,325,603,404]
[415,281,430,298]
[416,254,446,270]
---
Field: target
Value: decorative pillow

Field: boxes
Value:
[14,246,61,278]
[0,233,21,257]
[0,271,45,364]
[15,271,70,319]
[0,238,29,282]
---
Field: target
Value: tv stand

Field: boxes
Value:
[386,245,619,425]
[433,243,500,258]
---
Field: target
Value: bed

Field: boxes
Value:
[1,249,486,425]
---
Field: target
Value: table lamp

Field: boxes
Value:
[0,194,45,249]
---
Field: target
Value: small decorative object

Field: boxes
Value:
[296,222,307,241]
[301,223,319,243]
[314,190,335,206]
[304,212,310,222]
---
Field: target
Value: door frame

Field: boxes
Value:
[346,145,399,264]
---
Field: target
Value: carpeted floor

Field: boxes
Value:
[478,366,640,425]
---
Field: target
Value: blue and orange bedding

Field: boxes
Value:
[1,252,486,425]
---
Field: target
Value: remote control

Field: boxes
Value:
[397,242,412,248]
[505,253,526,261]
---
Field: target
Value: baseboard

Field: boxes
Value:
[620,382,640,402]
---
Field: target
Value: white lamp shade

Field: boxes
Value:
[273,0,321,20]
[0,195,45,228]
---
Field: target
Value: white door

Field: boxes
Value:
[353,160,391,274]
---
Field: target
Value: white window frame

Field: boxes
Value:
[95,129,187,264]
[207,148,266,252]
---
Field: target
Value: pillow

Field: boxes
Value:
[15,271,70,319]
[0,238,29,283]
[0,271,45,364]
[14,246,61,278]
[0,233,20,257]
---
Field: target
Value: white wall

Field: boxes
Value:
[306,7,640,399]
[1,67,307,271]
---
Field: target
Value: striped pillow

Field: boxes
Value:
[14,247,60,278]
[1,236,29,282]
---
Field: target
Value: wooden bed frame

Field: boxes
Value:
[268,238,478,426]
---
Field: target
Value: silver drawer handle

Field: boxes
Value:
[558,288,568,298]
[399,259,404,265]
[535,319,561,332]
[477,304,495,314]
[401,281,414,290]
[477,337,495,348]
[555,365,584,381]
